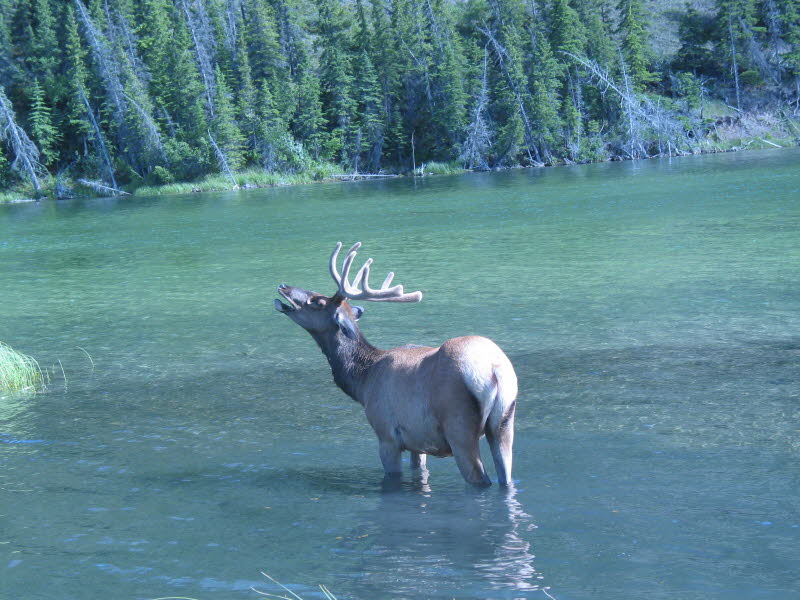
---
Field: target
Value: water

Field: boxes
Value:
[1,148,798,600]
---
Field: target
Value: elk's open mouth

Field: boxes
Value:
[274,286,298,313]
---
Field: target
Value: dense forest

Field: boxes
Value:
[0,0,798,196]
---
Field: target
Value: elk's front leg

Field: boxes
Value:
[379,441,402,478]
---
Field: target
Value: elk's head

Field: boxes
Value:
[275,242,422,340]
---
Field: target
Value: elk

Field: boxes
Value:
[274,242,518,487]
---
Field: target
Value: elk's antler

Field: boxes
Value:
[329,242,423,302]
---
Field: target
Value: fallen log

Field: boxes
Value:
[77,179,131,196]
[329,173,399,180]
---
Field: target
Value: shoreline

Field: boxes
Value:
[1,134,797,205]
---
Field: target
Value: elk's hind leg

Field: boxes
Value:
[445,421,491,487]
[485,401,515,486]
[410,452,426,469]
[442,391,492,487]
[450,438,491,487]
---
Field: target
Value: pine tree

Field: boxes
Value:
[550,0,588,158]
[30,0,59,96]
[0,0,16,85]
[368,0,399,162]
[257,79,299,171]
[316,0,356,164]
[459,45,492,169]
[550,0,587,59]
[716,0,764,107]
[135,0,174,116]
[293,59,325,160]
[230,8,256,160]
[778,0,800,99]
[617,0,657,91]
[673,6,718,76]
[271,0,309,80]
[210,64,245,170]
[64,4,92,140]
[245,0,285,84]
[528,17,562,161]
[575,0,615,66]
[479,0,535,164]
[28,78,59,166]
[166,9,209,143]
[427,0,467,158]
[352,49,385,171]
[352,0,385,170]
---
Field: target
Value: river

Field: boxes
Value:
[1,148,799,600]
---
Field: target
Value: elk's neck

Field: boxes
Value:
[311,330,381,403]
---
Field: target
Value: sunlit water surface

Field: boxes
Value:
[1,149,799,600]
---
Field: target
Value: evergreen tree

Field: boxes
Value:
[28,78,59,166]
[716,0,763,107]
[616,0,657,91]
[293,60,325,159]
[30,0,59,96]
[368,0,399,162]
[315,0,356,164]
[528,17,562,161]
[135,0,174,117]
[165,9,209,144]
[425,0,467,157]
[352,49,385,171]
[778,0,800,98]
[673,5,718,76]
[352,0,385,170]
[63,4,92,142]
[550,0,587,158]
[210,64,245,170]
[550,0,587,59]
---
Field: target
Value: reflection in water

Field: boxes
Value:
[343,471,548,599]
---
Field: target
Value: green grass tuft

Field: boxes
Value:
[414,161,465,176]
[133,163,342,197]
[0,341,47,393]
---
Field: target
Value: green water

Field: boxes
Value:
[1,148,799,600]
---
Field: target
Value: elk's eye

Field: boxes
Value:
[308,296,327,309]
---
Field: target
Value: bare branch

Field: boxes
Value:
[0,87,43,191]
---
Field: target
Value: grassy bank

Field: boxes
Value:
[132,163,342,196]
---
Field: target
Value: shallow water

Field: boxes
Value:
[1,148,799,600]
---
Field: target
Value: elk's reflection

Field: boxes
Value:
[343,470,547,599]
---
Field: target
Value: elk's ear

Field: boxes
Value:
[351,305,364,321]
[335,309,359,340]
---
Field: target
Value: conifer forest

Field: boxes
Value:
[0,0,798,196]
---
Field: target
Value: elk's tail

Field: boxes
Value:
[459,348,518,433]
[486,361,518,434]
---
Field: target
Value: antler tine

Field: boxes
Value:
[329,241,344,286]
[340,245,360,293]
[352,258,373,289]
[329,242,423,303]
[330,242,361,295]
